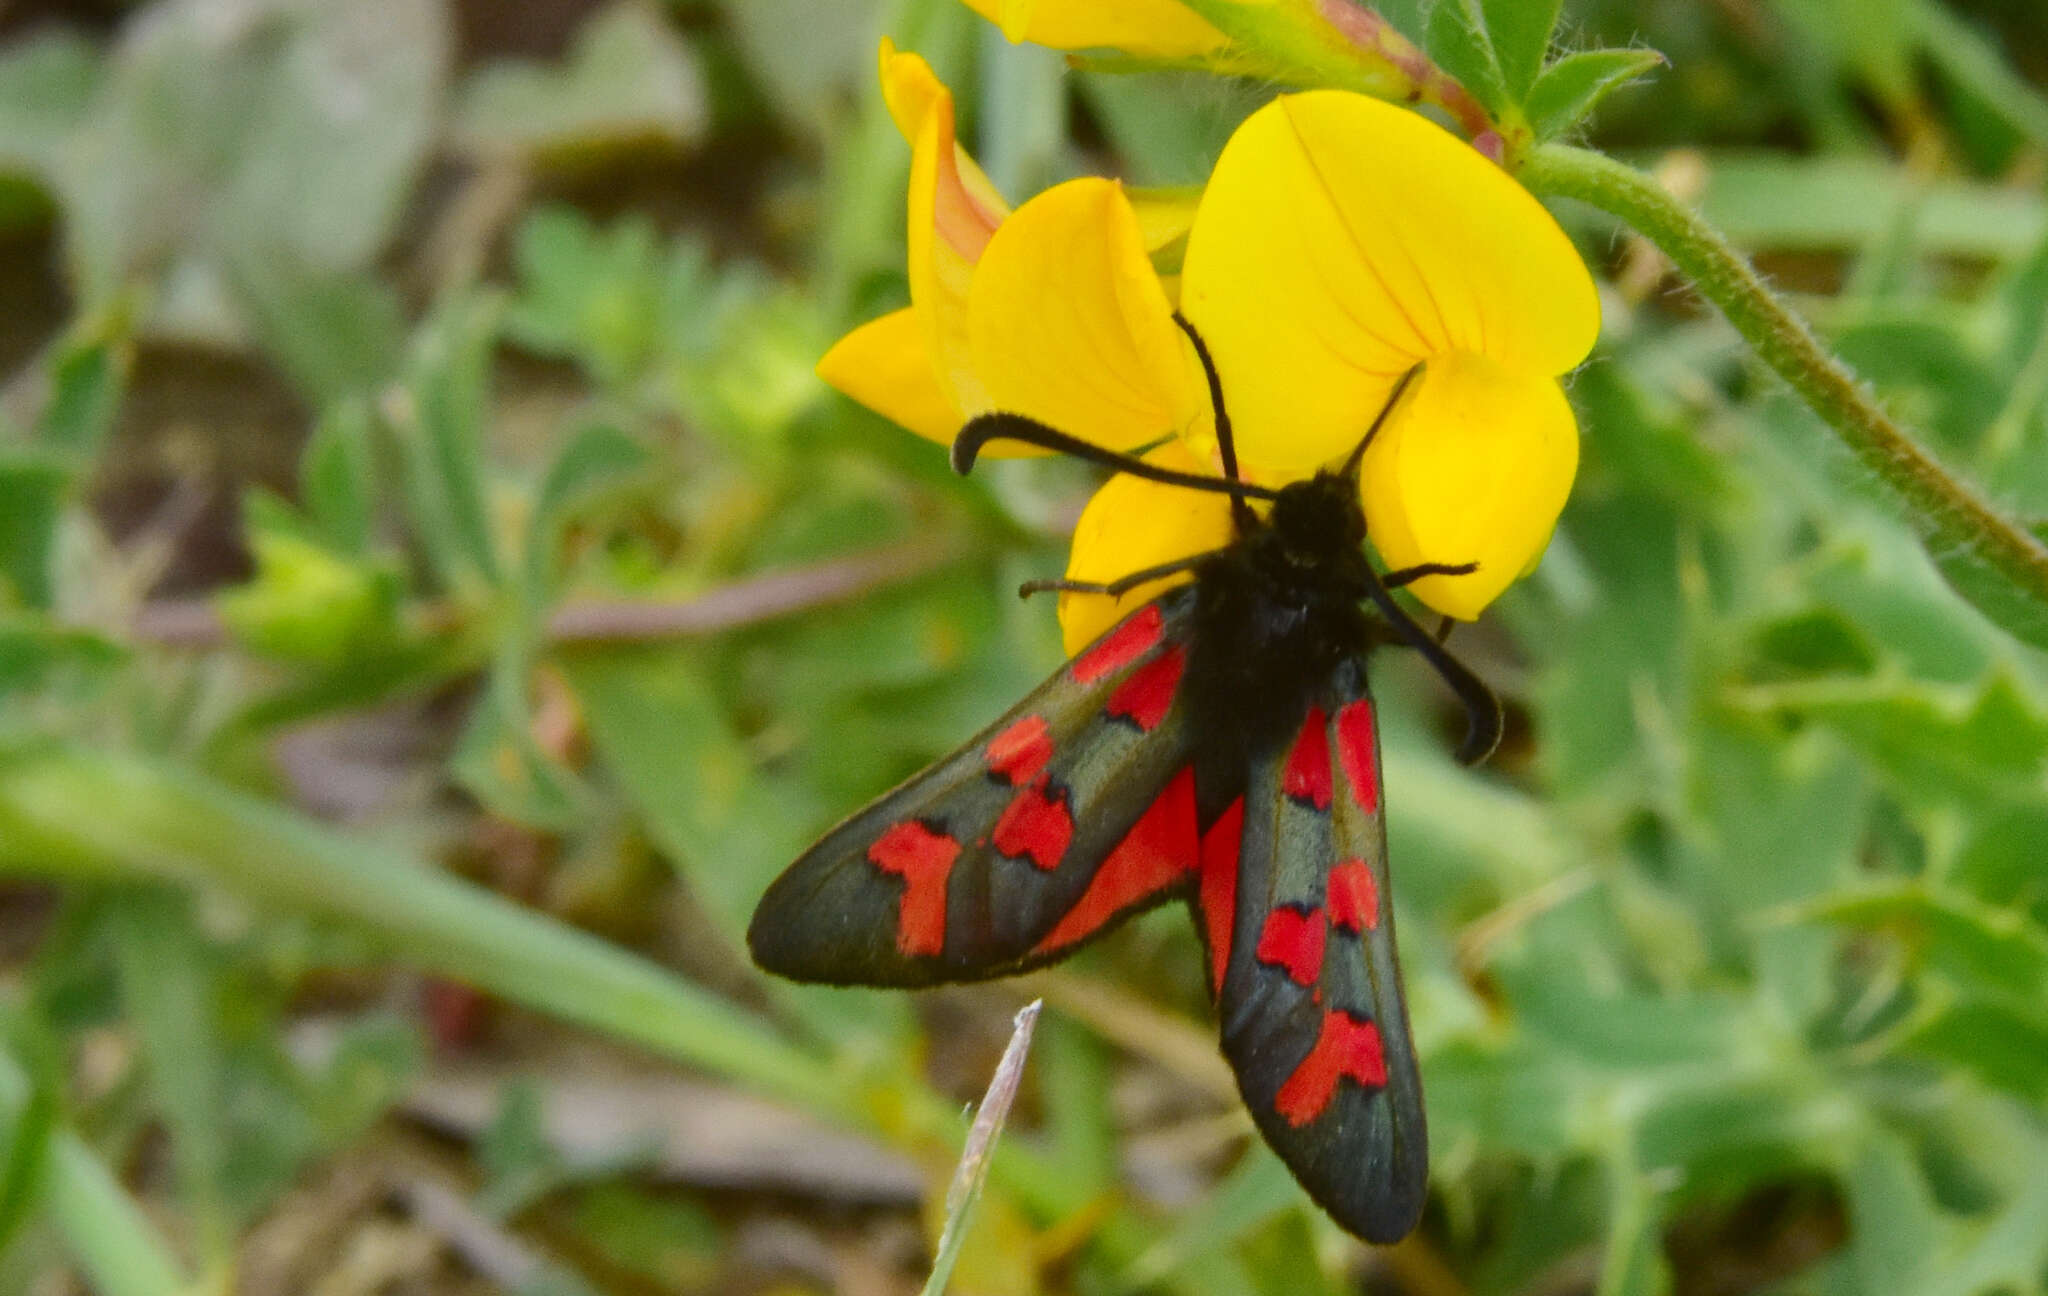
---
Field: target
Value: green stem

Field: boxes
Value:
[1521,143,2048,617]
[0,1050,191,1296]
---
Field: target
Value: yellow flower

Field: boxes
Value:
[817,41,1202,456]
[820,50,1598,653]
[1056,93,1596,644]
[1174,91,1599,621]
[956,0,1229,58]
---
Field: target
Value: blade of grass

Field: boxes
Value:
[0,1045,190,1296]
[108,890,231,1271]
[921,999,1042,1296]
[0,746,849,1120]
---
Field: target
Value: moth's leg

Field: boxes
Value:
[1379,562,1469,644]
[1358,572,1502,764]
[1018,549,1227,600]
[1380,560,1477,588]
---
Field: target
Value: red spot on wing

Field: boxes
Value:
[986,714,1053,785]
[1072,603,1164,684]
[1275,1010,1388,1127]
[1336,701,1381,813]
[867,821,962,957]
[1199,798,1244,995]
[1255,906,1326,984]
[992,776,1074,871]
[1035,768,1198,954]
[1328,859,1380,932]
[1107,644,1185,731]
[1281,706,1331,809]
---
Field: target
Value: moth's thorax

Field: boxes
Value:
[1184,472,1374,774]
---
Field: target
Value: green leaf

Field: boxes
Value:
[1747,608,1881,680]
[454,2,706,157]
[1235,1210,1344,1296]
[0,616,125,705]
[392,293,505,592]
[1504,977,1746,1071]
[35,329,128,459]
[299,401,377,557]
[567,1183,719,1289]
[522,422,651,604]
[300,1015,420,1148]
[1696,153,2045,258]
[1524,48,1665,140]
[227,258,407,406]
[1630,1074,1844,1184]
[1423,0,1508,115]
[108,889,229,1264]
[1730,672,2048,809]
[450,646,587,830]
[1848,1133,1941,1296]
[1897,996,2048,1103]
[562,647,814,935]
[1527,492,1686,794]
[1927,540,2048,653]
[0,453,68,611]
[1479,0,1560,101]
[0,1045,190,1296]
[1954,804,2048,913]
[1795,883,2048,1004]
[216,528,403,668]
[1911,0,2048,151]
[0,1045,55,1256]
[1596,1166,1672,1296]
[474,1081,566,1220]
[1119,1148,1303,1290]
[507,206,671,386]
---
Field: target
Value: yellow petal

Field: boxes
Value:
[890,40,1007,416]
[971,178,1205,451]
[1058,442,1238,655]
[955,0,1230,57]
[1127,184,1203,253]
[817,308,961,444]
[1360,352,1578,620]
[1181,91,1599,474]
[880,40,1007,228]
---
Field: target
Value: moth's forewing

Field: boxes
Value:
[748,588,1207,986]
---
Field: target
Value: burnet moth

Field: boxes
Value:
[749,315,1502,1244]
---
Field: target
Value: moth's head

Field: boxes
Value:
[1268,473,1366,565]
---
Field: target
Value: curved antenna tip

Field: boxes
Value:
[950,420,992,476]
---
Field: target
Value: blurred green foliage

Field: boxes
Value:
[0,1,2046,1294]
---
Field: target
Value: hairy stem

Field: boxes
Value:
[1521,143,2048,618]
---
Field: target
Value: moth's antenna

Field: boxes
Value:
[1341,364,1425,479]
[952,413,1281,501]
[1171,313,1257,532]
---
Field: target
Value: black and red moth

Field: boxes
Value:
[749,318,1501,1244]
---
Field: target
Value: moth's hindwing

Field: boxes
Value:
[748,588,1204,987]
[1211,654,1427,1244]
